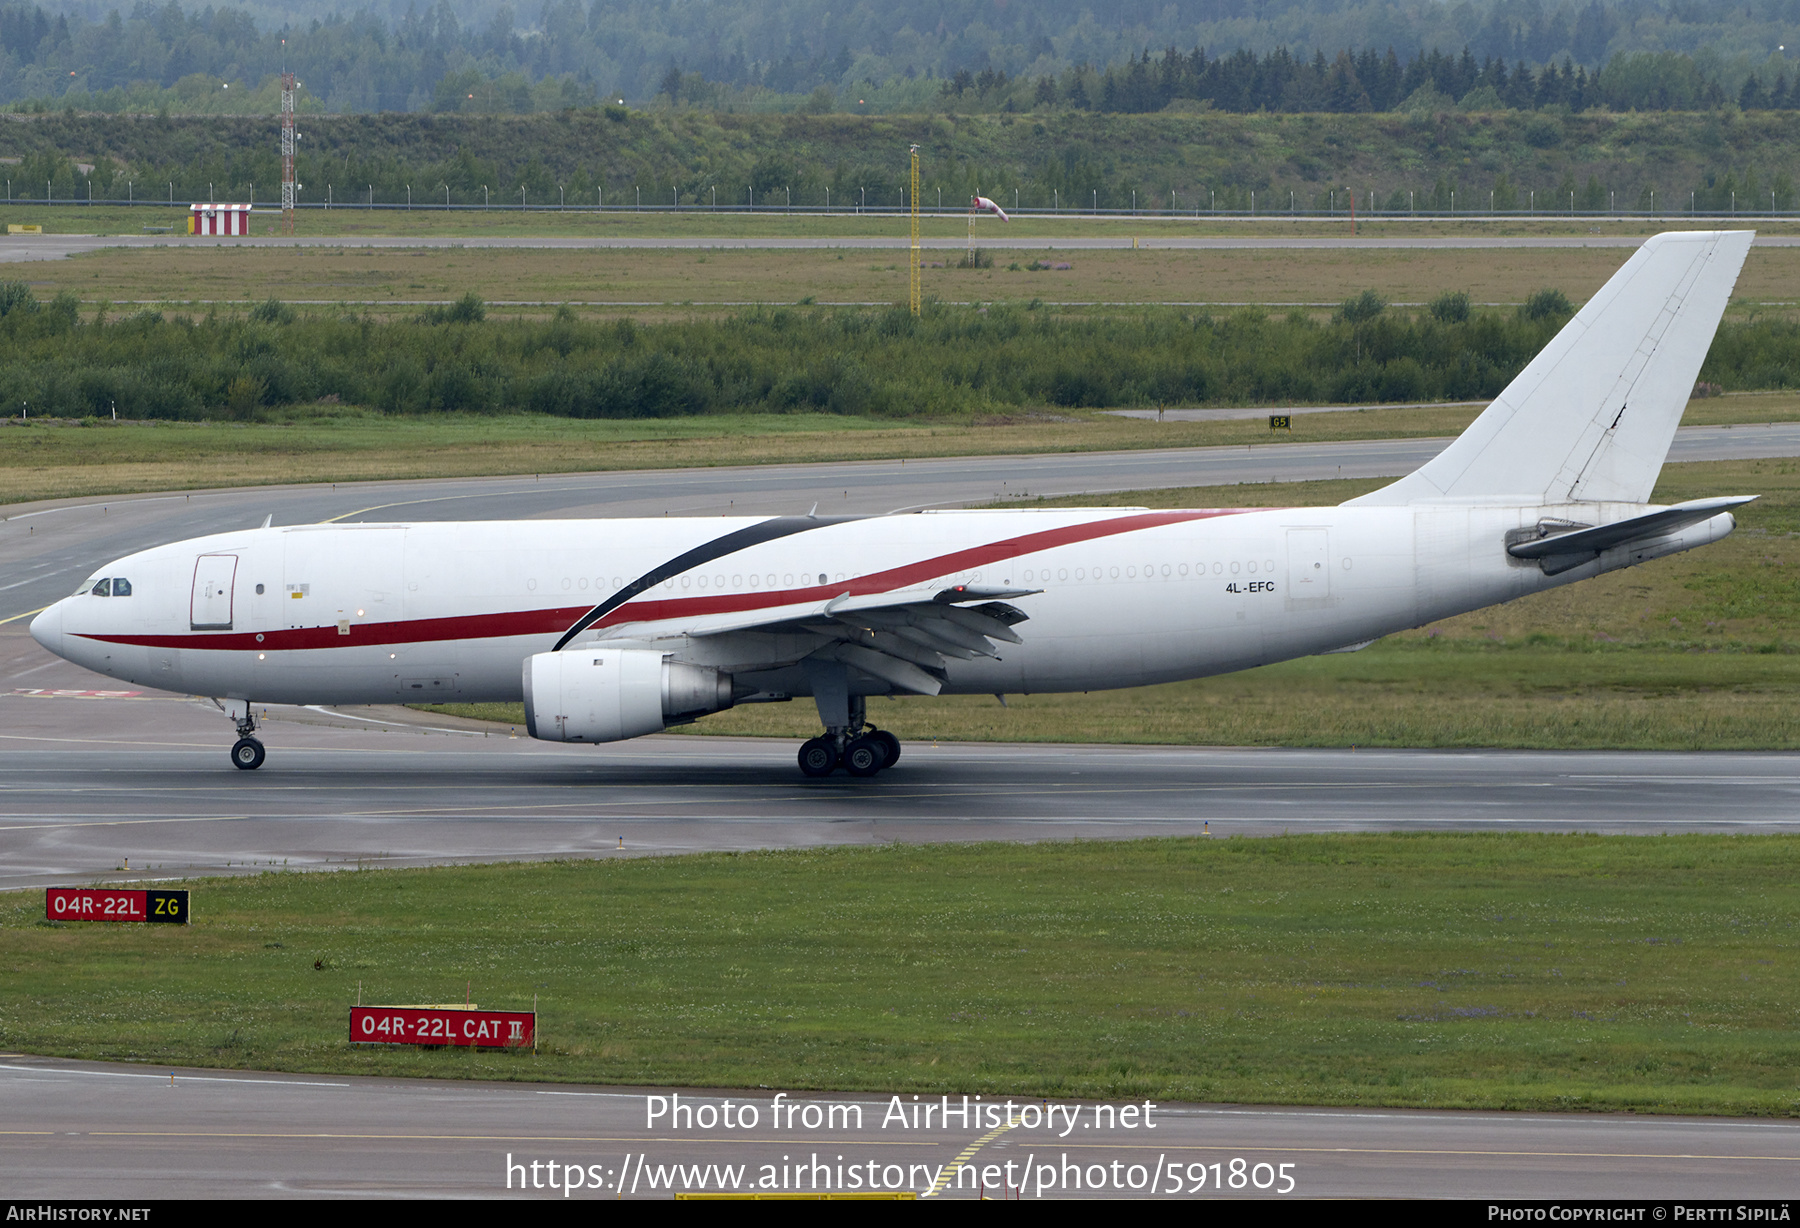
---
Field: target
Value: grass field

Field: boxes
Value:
[421,454,1800,751]
[15,237,1800,315]
[0,403,1485,507]
[4,836,1796,1114]
[5,395,1796,508]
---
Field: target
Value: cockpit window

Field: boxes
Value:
[90,578,111,597]
[111,578,132,596]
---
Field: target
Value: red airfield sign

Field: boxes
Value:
[350,1006,535,1048]
[46,887,189,924]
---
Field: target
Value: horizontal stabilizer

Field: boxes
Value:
[1508,496,1756,559]
[1508,495,1754,574]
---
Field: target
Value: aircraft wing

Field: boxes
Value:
[591,583,1039,695]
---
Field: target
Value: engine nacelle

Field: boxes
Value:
[522,649,734,743]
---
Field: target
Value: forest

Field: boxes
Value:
[0,0,1796,115]
[1,105,1794,217]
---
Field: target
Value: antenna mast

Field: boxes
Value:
[908,145,921,317]
[280,69,296,235]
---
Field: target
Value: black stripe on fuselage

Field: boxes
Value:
[551,514,867,651]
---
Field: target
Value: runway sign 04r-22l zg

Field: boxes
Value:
[45,887,190,924]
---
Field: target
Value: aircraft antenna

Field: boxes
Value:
[908,145,921,317]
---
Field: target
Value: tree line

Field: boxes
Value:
[0,0,1795,115]
[0,288,1792,422]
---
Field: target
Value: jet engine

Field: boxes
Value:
[522,648,734,743]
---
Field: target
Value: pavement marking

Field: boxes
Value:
[0,1064,347,1087]
[1145,1105,1800,1131]
[319,489,543,524]
[984,1142,1800,1162]
[12,689,150,699]
[87,1131,939,1146]
[0,814,246,832]
[72,1125,1779,1164]
[0,732,224,748]
[300,705,487,736]
[925,1121,1015,1198]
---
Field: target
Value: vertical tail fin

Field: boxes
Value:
[1346,230,1753,507]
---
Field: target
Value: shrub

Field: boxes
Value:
[1338,289,1387,324]
[420,293,486,325]
[0,281,37,317]
[1430,291,1472,324]
[250,298,295,325]
[1521,288,1574,321]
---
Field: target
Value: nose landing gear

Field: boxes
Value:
[220,698,265,770]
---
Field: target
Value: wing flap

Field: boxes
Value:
[819,642,945,696]
[584,584,1034,694]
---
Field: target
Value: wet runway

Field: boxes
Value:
[3,1055,1796,1199]
[7,624,1800,890]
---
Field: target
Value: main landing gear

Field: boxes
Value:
[796,693,902,778]
[798,727,901,778]
[222,699,265,770]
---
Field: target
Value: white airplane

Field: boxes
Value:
[30,230,1755,777]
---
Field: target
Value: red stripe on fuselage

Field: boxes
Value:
[78,508,1263,652]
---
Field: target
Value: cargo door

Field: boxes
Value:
[190,554,238,629]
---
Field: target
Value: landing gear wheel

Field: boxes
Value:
[843,735,888,777]
[870,730,900,769]
[798,737,838,777]
[230,737,266,771]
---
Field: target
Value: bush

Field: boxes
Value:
[0,281,37,317]
[420,293,486,325]
[225,374,266,419]
[1338,289,1386,324]
[250,298,295,325]
[1521,288,1574,322]
[0,297,1784,422]
[1430,291,1472,324]
[1523,116,1564,148]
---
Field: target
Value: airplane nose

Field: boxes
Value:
[29,600,64,656]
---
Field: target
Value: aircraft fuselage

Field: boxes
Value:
[32,502,1732,708]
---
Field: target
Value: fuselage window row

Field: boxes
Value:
[1018,561,1282,583]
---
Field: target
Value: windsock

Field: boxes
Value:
[971,195,1010,221]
